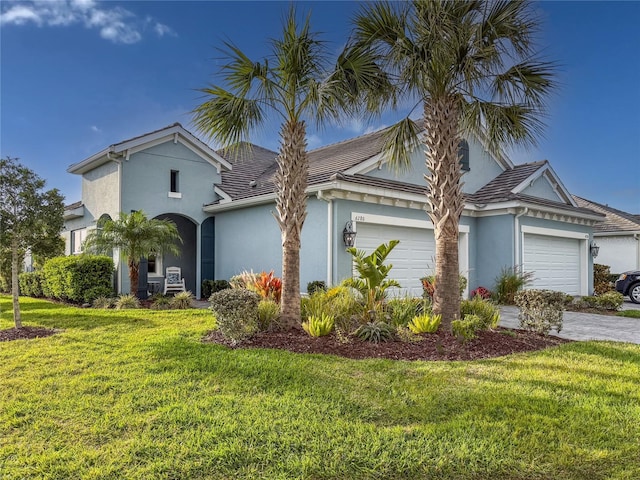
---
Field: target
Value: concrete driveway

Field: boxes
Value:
[500,304,640,344]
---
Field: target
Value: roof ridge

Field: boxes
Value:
[309,124,390,154]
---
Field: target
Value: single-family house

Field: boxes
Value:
[64,122,604,299]
[573,196,640,274]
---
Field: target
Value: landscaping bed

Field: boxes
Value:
[204,326,569,361]
[0,325,59,342]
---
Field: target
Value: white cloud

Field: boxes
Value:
[90,125,101,133]
[0,0,175,44]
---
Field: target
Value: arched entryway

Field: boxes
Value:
[151,213,198,294]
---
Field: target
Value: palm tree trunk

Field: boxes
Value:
[423,97,464,330]
[11,239,22,329]
[128,258,140,297]
[274,120,308,329]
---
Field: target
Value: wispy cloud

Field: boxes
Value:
[0,0,176,44]
[90,125,101,133]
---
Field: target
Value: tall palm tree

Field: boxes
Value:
[85,211,181,296]
[351,0,556,329]
[192,8,388,327]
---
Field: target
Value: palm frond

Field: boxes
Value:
[380,118,422,174]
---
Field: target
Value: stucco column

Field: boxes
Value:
[196,222,202,299]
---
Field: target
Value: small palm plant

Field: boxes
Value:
[343,240,401,319]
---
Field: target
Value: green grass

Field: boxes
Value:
[617,309,640,319]
[1,296,639,480]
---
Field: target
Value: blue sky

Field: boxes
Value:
[1,0,639,213]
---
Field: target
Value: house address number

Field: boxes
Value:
[354,215,366,222]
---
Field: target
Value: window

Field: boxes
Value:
[147,254,158,275]
[71,228,87,254]
[170,170,179,193]
[459,140,470,172]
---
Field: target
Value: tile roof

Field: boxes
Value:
[217,128,388,201]
[469,161,547,203]
[573,196,640,232]
[213,127,600,220]
[64,201,83,211]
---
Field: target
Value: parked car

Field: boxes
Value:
[615,271,640,304]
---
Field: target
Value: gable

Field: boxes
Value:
[361,134,505,194]
[520,173,564,203]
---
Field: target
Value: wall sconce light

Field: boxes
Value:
[590,240,600,258]
[343,220,357,247]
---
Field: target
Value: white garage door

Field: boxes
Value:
[523,233,581,295]
[356,223,435,296]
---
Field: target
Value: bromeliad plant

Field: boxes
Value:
[253,271,282,303]
[343,240,400,320]
[302,313,335,337]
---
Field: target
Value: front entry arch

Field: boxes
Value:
[152,213,197,294]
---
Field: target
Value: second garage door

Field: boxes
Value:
[356,222,436,296]
[523,233,581,295]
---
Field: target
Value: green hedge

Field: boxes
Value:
[42,255,114,303]
[18,271,45,297]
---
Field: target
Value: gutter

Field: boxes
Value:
[316,190,333,285]
[514,208,528,266]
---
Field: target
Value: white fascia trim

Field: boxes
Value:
[468,200,603,222]
[351,211,470,233]
[63,204,85,220]
[203,192,278,213]
[511,163,576,207]
[67,148,111,174]
[343,151,386,175]
[214,187,233,204]
[512,164,549,194]
[594,230,640,237]
[521,225,590,240]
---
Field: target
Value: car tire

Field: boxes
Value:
[630,282,640,304]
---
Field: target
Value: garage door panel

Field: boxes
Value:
[356,223,435,296]
[523,233,581,295]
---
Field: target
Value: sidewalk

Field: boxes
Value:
[500,305,640,344]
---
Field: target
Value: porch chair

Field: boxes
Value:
[163,266,186,295]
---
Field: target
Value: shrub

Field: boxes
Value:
[407,313,441,334]
[597,291,624,311]
[354,321,394,343]
[470,286,492,300]
[420,274,467,300]
[170,291,194,310]
[83,286,114,304]
[210,288,260,345]
[257,300,280,330]
[395,326,422,343]
[307,280,327,295]
[301,286,362,332]
[115,294,140,309]
[42,255,114,303]
[452,316,482,343]
[93,296,114,309]
[461,296,500,330]
[594,263,614,295]
[229,270,258,290]
[18,271,44,297]
[514,289,565,335]
[579,295,600,309]
[302,313,335,337]
[253,271,282,303]
[493,266,534,305]
[386,297,420,327]
[202,279,231,299]
[150,296,171,310]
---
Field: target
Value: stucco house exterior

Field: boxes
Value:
[63,122,603,299]
[573,196,640,275]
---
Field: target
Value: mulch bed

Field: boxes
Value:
[0,326,60,342]
[203,327,570,361]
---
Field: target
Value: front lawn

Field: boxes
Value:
[618,309,640,319]
[1,296,639,479]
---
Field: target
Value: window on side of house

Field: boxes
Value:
[147,254,160,275]
[71,228,87,254]
[459,140,470,172]
[170,170,179,193]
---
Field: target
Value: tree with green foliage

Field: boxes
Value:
[85,211,181,297]
[192,7,387,328]
[0,156,65,328]
[350,0,556,329]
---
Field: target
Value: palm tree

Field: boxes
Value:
[85,211,181,297]
[351,0,556,329]
[192,8,388,327]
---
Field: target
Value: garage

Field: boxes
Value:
[522,232,582,295]
[356,222,435,296]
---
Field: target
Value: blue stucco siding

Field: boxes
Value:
[213,197,328,288]
[520,175,564,203]
[121,140,220,223]
[365,134,504,194]
[474,214,515,290]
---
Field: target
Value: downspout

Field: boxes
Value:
[316,191,333,286]
[514,208,528,266]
